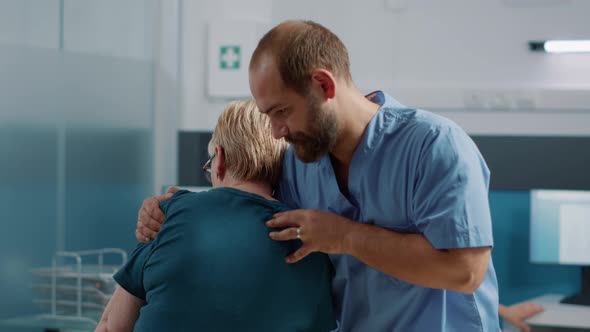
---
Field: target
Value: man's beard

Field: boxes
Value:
[286,97,339,163]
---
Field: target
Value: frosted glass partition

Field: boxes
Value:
[0,1,158,328]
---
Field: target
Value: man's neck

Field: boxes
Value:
[330,88,381,165]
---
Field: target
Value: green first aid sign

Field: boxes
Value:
[219,45,241,70]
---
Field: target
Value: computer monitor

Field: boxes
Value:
[530,189,590,306]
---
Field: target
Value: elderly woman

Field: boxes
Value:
[96,100,336,332]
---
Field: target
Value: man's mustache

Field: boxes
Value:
[286,133,321,148]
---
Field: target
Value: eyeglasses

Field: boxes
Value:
[202,154,215,183]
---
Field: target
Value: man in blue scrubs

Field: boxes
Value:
[138,20,500,331]
[247,21,500,331]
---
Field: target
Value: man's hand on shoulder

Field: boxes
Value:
[135,186,179,243]
[266,209,356,263]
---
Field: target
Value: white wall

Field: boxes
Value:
[379,0,590,136]
[388,0,590,88]
[178,0,590,135]
[179,0,272,131]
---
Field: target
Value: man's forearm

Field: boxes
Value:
[342,222,488,294]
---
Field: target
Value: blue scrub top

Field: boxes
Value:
[277,91,500,332]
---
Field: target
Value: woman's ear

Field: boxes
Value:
[214,145,225,181]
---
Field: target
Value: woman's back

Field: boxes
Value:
[114,188,336,332]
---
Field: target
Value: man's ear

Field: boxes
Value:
[310,69,336,99]
[214,145,225,180]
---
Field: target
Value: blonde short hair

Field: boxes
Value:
[209,99,288,185]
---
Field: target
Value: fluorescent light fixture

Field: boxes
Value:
[529,40,590,53]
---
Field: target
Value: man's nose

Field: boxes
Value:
[271,121,288,139]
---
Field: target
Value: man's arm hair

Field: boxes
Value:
[344,223,490,294]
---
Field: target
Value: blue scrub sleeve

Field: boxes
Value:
[411,126,494,249]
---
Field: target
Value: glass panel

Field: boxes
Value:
[0,1,158,330]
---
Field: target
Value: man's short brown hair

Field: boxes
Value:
[209,99,288,186]
[250,20,352,96]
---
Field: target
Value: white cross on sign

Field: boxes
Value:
[219,46,240,70]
